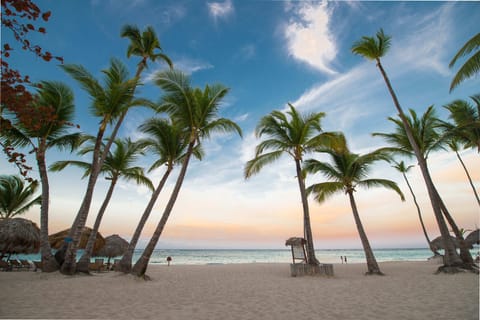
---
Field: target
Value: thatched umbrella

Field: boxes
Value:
[96,234,129,265]
[465,229,479,247]
[431,235,460,251]
[0,218,40,258]
[285,237,306,246]
[49,227,105,255]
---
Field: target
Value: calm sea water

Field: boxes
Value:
[13,247,478,265]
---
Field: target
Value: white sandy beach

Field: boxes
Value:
[0,261,478,320]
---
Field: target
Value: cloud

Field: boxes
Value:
[142,57,213,82]
[207,0,234,22]
[284,1,338,75]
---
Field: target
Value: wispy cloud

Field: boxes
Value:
[207,0,234,22]
[284,1,337,75]
[143,56,213,82]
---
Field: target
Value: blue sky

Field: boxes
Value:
[2,0,479,249]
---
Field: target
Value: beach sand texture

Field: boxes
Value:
[0,261,478,320]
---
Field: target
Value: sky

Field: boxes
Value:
[2,0,479,250]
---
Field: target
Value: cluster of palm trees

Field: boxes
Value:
[1,25,478,277]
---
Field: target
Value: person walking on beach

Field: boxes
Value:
[341,256,344,264]
[166,256,172,266]
[344,256,347,264]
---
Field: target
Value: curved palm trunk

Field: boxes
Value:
[132,142,195,278]
[401,172,438,255]
[60,125,107,275]
[376,60,463,270]
[76,176,118,273]
[347,191,382,275]
[36,141,59,272]
[294,158,319,265]
[455,150,480,206]
[117,166,173,273]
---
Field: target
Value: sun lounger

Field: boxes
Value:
[19,259,31,270]
[33,261,42,272]
[89,258,105,273]
[0,260,12,271]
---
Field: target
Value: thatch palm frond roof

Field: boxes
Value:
[0,218,40,255]
[49,227,105,255]
[96,234,129,258]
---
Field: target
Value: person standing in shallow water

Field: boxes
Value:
[341,256,344,264]
[166,256,172,266]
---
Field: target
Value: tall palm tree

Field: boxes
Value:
[373,106,474,267]
[449,33,480,92]
[117,117,200,273]
[304,143,404,275]
[59,59,146,275]
[50,137,154,273]
[352,29,464,271]
[0,175,41,219]
[244,103,341,266]
[392,161,438,255]
[131,70,242,278]
[0,81,83,272]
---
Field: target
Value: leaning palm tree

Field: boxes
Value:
[0,81,83,272]
[392,161,438,255]
[50,137,154,273]
[373,106,474,267]
[449,33,480,92]
[130,70,242,278]
[117,117,201,273]
[304,143,404,275]
[0,175,41,219]
[352,29,464,271]
[244,103,342,266]
[59,59,147,275]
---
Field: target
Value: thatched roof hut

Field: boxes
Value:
[465,229,479,246]
[430,235,460,251]
[285,237,306,246]
[0,218,40,256]
[49,227,105,255]
[96,234,128,259]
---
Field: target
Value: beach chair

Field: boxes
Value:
[19,259,31,270]
[9,259,23,271]
[33,261,42,272]
[0,260,11,271]
[89,258,105,273]
[111,259,121,271]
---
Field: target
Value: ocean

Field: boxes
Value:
[12,247,479,265]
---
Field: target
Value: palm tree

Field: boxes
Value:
[117,117,200,273]
[59,59,145,275]
[392,161,438,255]
[449,33,480,92]
[373,106,474,267]
[131,70,242,278]
[50,137,154,273]
[304,143,404,275]
[441,95,480,152]
[244,103,341,266]
[0,175,41,219]
[0,81,83,272]
[352,29,464,271]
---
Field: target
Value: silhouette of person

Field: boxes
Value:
[344,256,347,264]
[166,256,172,266]
[341,256,344,264]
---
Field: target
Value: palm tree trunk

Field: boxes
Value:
[347,191,383,275]
[376,60,463,270]
[76,177,118,273]
[455,150,480,206]
[401,173,438,255]
[60,126,107,275]
[294,158,319,265]
[36,141,59,272]
[117,167,173,273]
[132,142,195,278]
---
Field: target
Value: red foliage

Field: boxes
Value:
[1,0,64,180]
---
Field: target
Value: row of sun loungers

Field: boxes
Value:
[0,259,35,271]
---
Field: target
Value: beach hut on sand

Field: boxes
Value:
[96,234,129,267]
[285,237,334,277]
[465,229,479,247]
[0,217,40,259]
[49,227,106,255]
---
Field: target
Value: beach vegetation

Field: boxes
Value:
[352,29,466,272]
[0,175,41,219]
[244,103,342,266]
[304,139,403,275]
[449,33,480,92]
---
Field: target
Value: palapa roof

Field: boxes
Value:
[0,217,40,255]
[285,237,306,246]
[465,229,479,246]
[430,235,460,251]
[49,227,105,255]
[96,234,129,258]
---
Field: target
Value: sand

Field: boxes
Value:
[0,261,478,320]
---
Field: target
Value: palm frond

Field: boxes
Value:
[244,150,283,179]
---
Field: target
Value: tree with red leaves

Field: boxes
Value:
[1,0,63,180]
